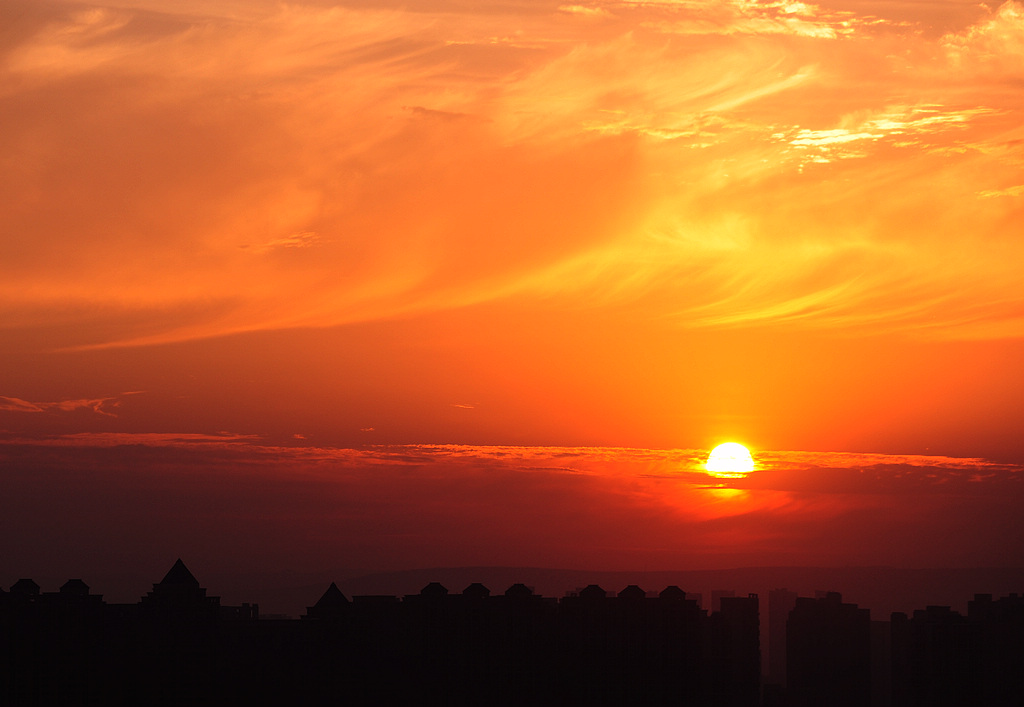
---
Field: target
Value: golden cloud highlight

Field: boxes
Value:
[1,0,1023,350]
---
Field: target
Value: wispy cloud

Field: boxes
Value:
[0,397,44,413]
[0,394,141,417]
[1,0,1023,349]
[46,431,257,445]
[978,184,1024,199]
[559,5,615,19]
[627,0,871,39]
[240,231,322,253]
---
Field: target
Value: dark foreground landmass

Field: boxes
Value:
[3,561,1023,706]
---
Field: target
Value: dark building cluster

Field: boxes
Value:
[2,561,1022,706]
[889,593,1024,707]
[765,589,1024,707]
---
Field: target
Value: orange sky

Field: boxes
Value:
[2,0,1024,585]
[3,0,1024,455]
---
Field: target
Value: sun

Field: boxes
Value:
[706,442,754,478]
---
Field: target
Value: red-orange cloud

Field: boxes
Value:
[2,0,1023,351]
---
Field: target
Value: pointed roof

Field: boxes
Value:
[313,582,349,609]
[159,559,200,588]
[578,584,607,600]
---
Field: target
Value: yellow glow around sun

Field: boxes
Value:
[706,442,755,478]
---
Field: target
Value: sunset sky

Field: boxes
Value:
[2,0,1023,597]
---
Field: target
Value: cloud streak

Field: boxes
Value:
[0,394,140,417]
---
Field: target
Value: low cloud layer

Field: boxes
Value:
[2,437,1020,583]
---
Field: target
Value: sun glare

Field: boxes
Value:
[706,442,755,478]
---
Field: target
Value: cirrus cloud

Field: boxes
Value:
[1,0,1023,350]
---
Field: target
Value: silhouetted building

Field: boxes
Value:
[417,580,449,599]
[58,579,89,597]
[577,583,608,600]
[711,588,735,613]
[869,618,892,707]
[139,558,220,622]
[709,594,760,707]
[10,578,40,599]
[968,592,1024,706]
[503,582,534,599]
[787,592,870,707]
[303,582,349,620]
[462,582,490,599]
[618,584,646,601]
[7,561,1021,707]
[767,587,797,687]
[891,594,1024,707]
[659,584,686,601]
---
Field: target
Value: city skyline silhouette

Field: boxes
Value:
[4,558,1022,706]
[4,0,1024,703]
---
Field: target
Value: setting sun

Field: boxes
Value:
[3,2,1024,678]
[706,443,755,478]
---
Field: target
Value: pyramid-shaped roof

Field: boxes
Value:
[313,582,349,609]
[159,559,201,588]
[305,582,351,619]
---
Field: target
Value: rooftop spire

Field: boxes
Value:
[159,558,200,588]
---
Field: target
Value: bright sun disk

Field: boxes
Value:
[706,442,754,478]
